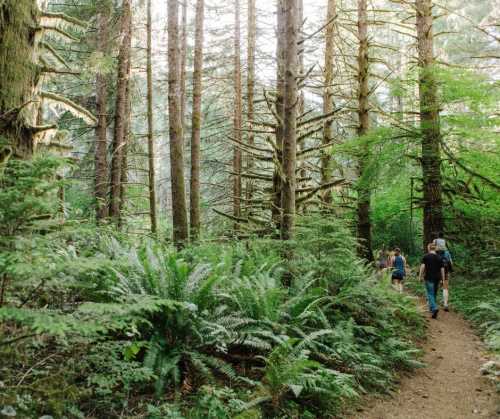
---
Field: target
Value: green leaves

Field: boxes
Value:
[0,156,67,238]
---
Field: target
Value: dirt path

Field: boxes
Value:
[351,300,499,419]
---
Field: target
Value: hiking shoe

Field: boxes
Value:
[431,309,439,319]
[444,306,449,312]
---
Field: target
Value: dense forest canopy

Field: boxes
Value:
[0,0,499,417]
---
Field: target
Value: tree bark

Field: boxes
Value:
[416,0,443,248]
[0,0,39,160]
[356,0,373,261]
[320,0,336,205]
[190,0,205,240]
[146,0,158,234]
[167,0,189,246]
[233,0,243,223]
[272,0,286,231]
[245,0,256,206]
[180,0,188,135]
[95,0,109,220]
[296,0,307,212]
[109,0,131,221]
[119,61,131,227]
[281,0,298,241]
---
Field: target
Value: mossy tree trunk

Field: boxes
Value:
[180,0,188,137]
[95,0,110,220]
[281,0,298,241]
[109,0,131,221]
[272,0,285,232]
[356,0,373,262]
[416,0,444,249]
[320,0,336,206]
[119,68,131,226]
[245,0,256,208]
[0,0,40,161]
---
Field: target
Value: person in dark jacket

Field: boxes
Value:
[419,243,445,319]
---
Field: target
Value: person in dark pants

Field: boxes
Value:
[419,243,445,319]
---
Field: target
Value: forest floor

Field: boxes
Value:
[349,297,499,419]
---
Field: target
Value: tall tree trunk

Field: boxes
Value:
[320,0,336,205]
[0,0,39,160]
[180,0,188,134]
[272,0,285,231]
[119,66,131,226]
[416,0,443,248]
[146,0,158,234]
[233,0,242,223]
[167,0,189,246]
[245,0,256,206]
[190,0,205,240]
[109,0,131,221]
[95,0,109,220]
[281,0,298,241]
[296,0,307,213]
[356,0,373,261]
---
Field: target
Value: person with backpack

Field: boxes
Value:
[389,248,408,293]
[419,243,445,319]
[434,237,453,311]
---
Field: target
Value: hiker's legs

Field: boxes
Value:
[442,273,449,307]
[397,279,403,293]
[425,281,438,313]
[434,279,440,300]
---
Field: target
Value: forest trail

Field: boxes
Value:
[350,299,499,419]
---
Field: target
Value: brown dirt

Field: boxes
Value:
[349,300,499,419]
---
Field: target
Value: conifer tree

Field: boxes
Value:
[233,0,243,224]
[167,0,189,246]
[146,0,158,234]
[356,0,373,261]
[190,0,205,240]
[416,0,444,247]
[95,0,110,220]
[246,0,256,205]
[109,0,132,221]
[321,0,337,205]
[281,0,298,240]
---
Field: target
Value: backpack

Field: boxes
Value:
[437,250,453,272]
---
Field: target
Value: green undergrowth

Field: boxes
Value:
[0,157,425,418]
[445,277,500,355]
[0,227,425,418]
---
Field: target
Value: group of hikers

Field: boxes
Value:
[377,237,453,319]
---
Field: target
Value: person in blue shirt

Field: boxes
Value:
[389,247,408,293]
